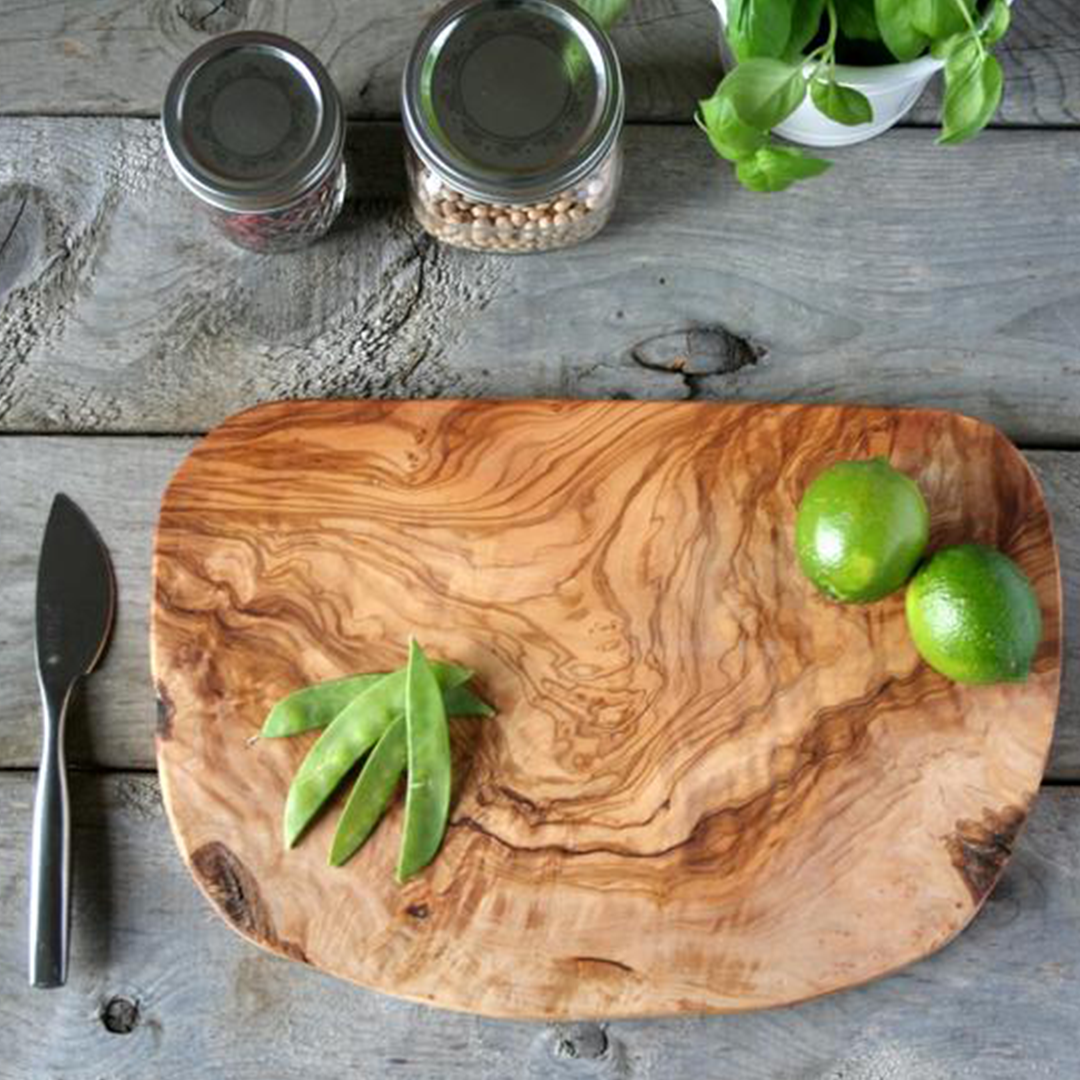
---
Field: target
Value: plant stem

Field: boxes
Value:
[952,0,980,33]
[951,0,986,57]
[825,0,838,51]
[810,0,839,83]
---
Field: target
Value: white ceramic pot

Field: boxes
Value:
[709,0,1009,148]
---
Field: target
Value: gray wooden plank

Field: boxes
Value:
[0,0,1075,126]
[0,0,717,122]
[1,771,1077,1079]
[2,119,1080,443]
[2,437,1077,778]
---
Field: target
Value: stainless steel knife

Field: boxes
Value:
[30,494,115,988]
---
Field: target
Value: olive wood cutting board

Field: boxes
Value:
[152,399,1061,1019]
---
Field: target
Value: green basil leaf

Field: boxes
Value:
[945,35,985,83]
[735,145,831,192]
[725,58,808,128]
[811,78,874,125]
[939,35,986,121]
[981,0,1011,47]
[940,52,1003,144]
[836,0,881,42]
[931,30,969,60]
[726,0,796,61]
[874,0,930,61]
[784,0,826,59]
[912,0,972,40]
[697,86,769,161]
[572,0,632,31]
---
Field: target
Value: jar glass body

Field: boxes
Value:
[405,140,622,255]
[201,155,347,253]
[162,31,347,255]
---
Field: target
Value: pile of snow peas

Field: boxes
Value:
[260,640,493,881]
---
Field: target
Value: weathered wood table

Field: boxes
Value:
[1,2,1078,1076]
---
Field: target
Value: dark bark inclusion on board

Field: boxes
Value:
[155,680,176,740]
[190,840,308,963]
[946,805,1026,903]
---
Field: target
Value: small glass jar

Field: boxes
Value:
[162,32,345,253]
[402,0,625,255]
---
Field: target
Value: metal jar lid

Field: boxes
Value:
[162,31,344,213]
[402,0,624,204]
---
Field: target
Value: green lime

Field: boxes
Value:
[905,544,1042,684]
[795,457,929,603]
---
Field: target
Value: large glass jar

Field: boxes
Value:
[402,0,625,255]
[162,32,346,253]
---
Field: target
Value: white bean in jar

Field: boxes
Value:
[405,144,622,254]
[402,0,625,255]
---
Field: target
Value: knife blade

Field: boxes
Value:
[30,494,115,988]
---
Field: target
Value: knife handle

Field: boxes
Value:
[29,682,72,989]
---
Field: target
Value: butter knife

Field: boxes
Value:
[30,494,115,988]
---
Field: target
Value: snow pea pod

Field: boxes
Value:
[283,660,469,848]
[331,688,492,867]
[261,673,388,737]
[440,684,495,720]
[328,715,408,867]
[396,640,452,883]
[264,675,491,739]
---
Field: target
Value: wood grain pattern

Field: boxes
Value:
[4,120,1080,443]
[4,772,1080,1079]
[151,399,1061,1019]
[0,0,1075,126]
[5,436,1080,775]
[2,0,1077,1064]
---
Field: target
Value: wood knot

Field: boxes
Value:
[553,1022,609,1061]
[0,184,42,300]
[631,326,766,378]
[176,0,249,34]
[946,805,1026,903]
[100,995,139,1035]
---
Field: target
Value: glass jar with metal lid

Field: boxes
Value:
[162,31,346,253]
[402,0,625,254]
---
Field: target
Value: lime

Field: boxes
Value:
[905,544,1042,684]
[795,457,929,603]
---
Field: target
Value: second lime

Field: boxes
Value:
[905,544,1042,684]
